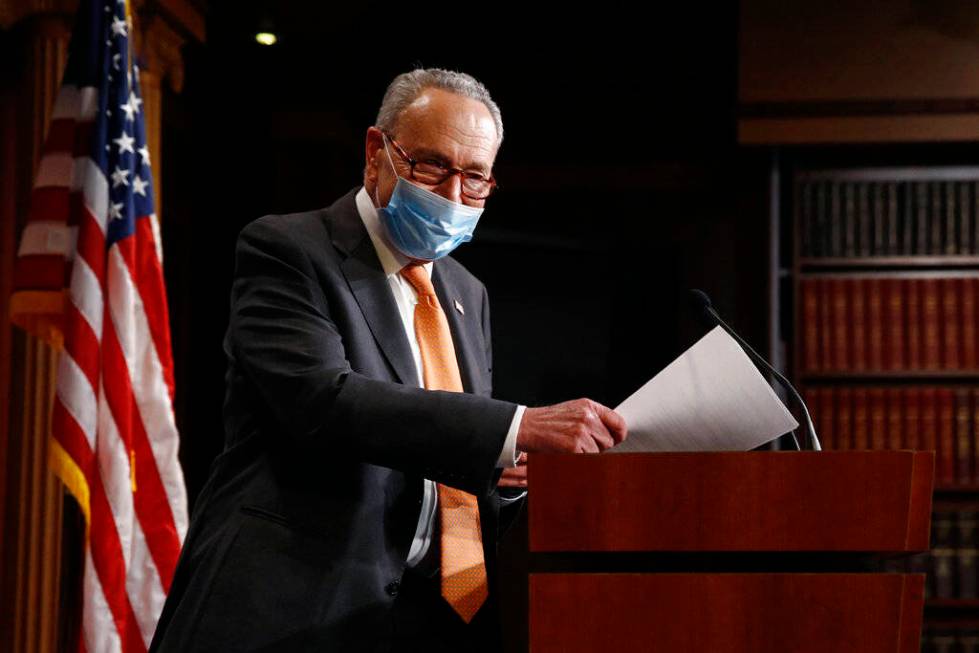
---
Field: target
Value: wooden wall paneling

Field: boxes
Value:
[2,14,73,653]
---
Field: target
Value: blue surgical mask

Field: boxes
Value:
[375,139,484,261]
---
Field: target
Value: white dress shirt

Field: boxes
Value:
[355,187,525,568]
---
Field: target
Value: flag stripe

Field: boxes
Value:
[101,320,181,591]
[13,255,69,290]
[128,219,175,400]
[27,187,72,225]
[57,401,147,652]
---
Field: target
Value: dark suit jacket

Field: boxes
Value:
[149,188,523,652]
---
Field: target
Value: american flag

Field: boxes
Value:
[10,0,188,651]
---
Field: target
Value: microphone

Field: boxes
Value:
[688,289,821,451]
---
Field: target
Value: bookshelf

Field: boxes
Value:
[788,166,979,652]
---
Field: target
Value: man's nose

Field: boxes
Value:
[433,173,464,204]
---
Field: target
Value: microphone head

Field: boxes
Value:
[688,289,718,327]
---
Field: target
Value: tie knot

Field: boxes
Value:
[400,263,436,298]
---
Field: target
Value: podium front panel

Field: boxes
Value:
[529,572,924,653]
[528,451,934,552]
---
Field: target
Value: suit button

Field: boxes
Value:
[385,580,400,597]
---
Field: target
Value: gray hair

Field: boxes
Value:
[375,68,504,149]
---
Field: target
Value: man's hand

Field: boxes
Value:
[498,452,527,488]
[516,398,628,454]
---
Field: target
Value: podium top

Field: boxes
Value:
[528,450,934,553]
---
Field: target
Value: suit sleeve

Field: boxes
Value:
[227,217,517,497]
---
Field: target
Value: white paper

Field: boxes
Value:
[610,326,799,452]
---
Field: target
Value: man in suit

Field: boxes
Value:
[150,68,627,653]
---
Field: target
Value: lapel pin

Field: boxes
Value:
[454,299,465,315]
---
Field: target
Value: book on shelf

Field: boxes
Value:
[796,175,979,258]
[810,386,978,485]
[798,275,979,373]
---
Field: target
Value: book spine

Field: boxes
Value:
[923,278,942,370]
[817,387,835,451]
[921,387,938,453]
[974,390,979,483]
[867,277,884,371]
[974,180,979,255]
[887,182,899,255]
[904,387,920,450]
[816,181,828,257]
[849,278,866,371]
[900,181,912,256]
[932,181,944,255]
[801,278,819,373]
[843,183,856,257]
[963,277,977,370]
[946,181,958,255]
[938,388,956,485]
[886,387,903,450]
[830,183,842,257]
[852,388,869,450]
[932,510,956,599]
[916,182,928,256]
[820,277,834,371]
[943,277,961,370]
[885,278,906,371]
[869,388,887,450]
[836,387,852,449]
[831,278,849,371]
[906,278,922,370]
[873,182,885,255]
[956,388,973,484]
[858,183,871,257]
[960,548,978,599]
[960,182,972,255]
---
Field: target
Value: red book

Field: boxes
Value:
[884,278,905,371]
[886,388,904,450]
[920,387,938,454]
[955,388,973,484]
[816,388,835,450]
[869,388,887,450]
[973,389,979,484]
[866,278,884,371]
[835,387,852,450]
[819,278,834,372]
[801,279,820,374]
[903,388,921,450]
[921,278,941,370]
[905,278,921,370]
[831,278,849,371]
[942,278,961,369]
[849,278,867,371]
[962,277,977,370]
[852,388,869,450]
[937,389,956,485]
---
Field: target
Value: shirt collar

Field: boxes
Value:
[355,186,433,280]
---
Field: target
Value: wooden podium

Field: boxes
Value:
[526,451,934,653]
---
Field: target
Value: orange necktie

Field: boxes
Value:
[400,263,488,623]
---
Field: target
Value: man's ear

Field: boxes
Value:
[363,126,384,188]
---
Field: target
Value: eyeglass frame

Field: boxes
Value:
[381,132,499,200]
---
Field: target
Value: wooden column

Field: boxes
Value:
[0,10,74,653]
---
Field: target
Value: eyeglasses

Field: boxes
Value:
[383,132,498,200]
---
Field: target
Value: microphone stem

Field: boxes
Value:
[708,308,822,451]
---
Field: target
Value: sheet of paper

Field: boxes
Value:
[610,326,799,452]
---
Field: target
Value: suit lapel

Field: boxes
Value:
[433,264,481,394]
[330,190,417,386]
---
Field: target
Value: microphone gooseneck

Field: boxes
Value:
[689,289,821,451]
